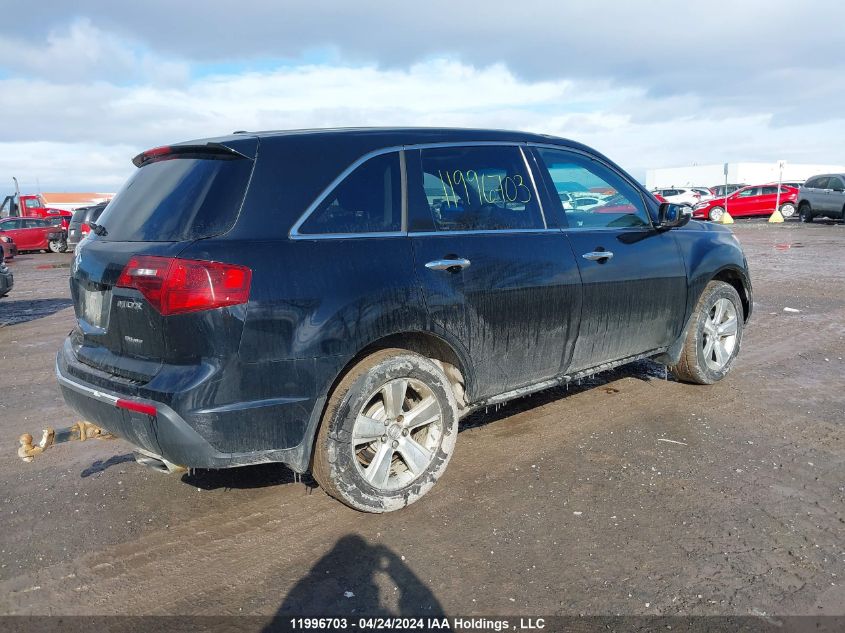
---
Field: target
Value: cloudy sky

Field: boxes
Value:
[1,0,842,191]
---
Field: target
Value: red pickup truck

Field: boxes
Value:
[1,193,73,228]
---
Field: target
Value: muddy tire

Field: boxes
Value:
[312,348,459,513]
[670,281,743,385]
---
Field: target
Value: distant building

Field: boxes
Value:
[41,192,114,212]
[645,162,845,190]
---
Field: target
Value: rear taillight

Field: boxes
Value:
[80,223,91,235]
[116,255,251,316]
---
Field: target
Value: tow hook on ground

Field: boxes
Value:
[18,421,114,462]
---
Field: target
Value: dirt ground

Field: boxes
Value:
[0,220,843,620]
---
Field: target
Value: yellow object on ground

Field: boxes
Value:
[719,210,735,224]
[768,208,784,223]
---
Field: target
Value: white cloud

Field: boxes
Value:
[0,141,135,193]
[0,15,843,192]
[0,17,188,85]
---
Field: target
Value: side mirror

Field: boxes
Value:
[657,202,692,229]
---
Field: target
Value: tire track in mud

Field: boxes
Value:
[6,374,838,615]
[1,379,682,614]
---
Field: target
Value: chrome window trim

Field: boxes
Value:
[403,140,524,150]
[289,140,559,240]
[527,142,657,231]
[556,222,655,234]
[409,228,559,237]
[289,231,407,241]
[518,146,546,229]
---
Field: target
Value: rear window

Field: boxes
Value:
[97,156,253,241]
[72,205,107,224]
[71,208,90,223]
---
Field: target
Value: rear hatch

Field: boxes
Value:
[69,138,257,384]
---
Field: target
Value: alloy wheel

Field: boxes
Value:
[701,298,738,371]
[352,377,443,491]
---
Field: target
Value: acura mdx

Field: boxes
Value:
[60,128,752,512]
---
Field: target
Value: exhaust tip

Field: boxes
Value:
[133,449,186,474]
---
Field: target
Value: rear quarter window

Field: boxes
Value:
[297,152,402,235]
[97,156,253,242]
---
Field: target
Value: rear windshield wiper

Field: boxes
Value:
[90,223,108,236]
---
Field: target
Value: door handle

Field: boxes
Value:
[582,251,614,261]
[425,258,471,271]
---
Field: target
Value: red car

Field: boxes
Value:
[693,184,798,222]
[0,217,67,252]
[0,232,17,260]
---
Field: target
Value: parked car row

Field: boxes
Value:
[692,184,798,222]
[651,174,845,223]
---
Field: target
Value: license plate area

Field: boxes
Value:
[79,286,111,330]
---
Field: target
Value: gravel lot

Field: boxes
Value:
[0,220,843,619]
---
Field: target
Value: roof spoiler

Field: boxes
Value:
[132,142,250,168]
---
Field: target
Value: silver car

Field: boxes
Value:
[797,174,845,222]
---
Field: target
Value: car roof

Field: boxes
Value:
[175,126,600,155]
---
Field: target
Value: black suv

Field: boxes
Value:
[60,128,751,512]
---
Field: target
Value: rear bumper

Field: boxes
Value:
[56,339,331,472]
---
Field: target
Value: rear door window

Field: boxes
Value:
[410,146,544,231]
[298,152,401,235]
[812,177,830,189]
[96,155,253,242]
[535,148,650,229]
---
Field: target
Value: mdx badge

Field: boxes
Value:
[117,299,143,310]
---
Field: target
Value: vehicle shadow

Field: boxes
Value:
[265,534,446,624]
[80,453,136,478]
[0,297,73,326]
[182,462,319,492]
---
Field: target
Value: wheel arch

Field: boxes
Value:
[303,329,474,473]
[349,330,472,407]
[654,264,751,367]
[711,266,751,322]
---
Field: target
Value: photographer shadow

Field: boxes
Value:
[266,534,445,626]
